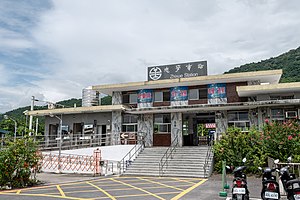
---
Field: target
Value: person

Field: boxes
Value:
[207,130,215,146]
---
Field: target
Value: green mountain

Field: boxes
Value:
[225,46,300,82]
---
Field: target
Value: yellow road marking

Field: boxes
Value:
[171,177,197,185]
[48,183,194,195]
[16,190,21,194]
[0,191,93,200]
[86,181,116,200]
[110,178,165,200]
[137,177,184,191]
[56,185,66,197]
[95,191,180,199]
[171,179,207,200]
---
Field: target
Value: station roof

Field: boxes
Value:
[92,70,282,95]
[237,82,300,97]
[26,105,127,117]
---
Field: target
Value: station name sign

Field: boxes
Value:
[148,61,207,81]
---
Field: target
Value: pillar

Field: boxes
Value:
[137,114,153,147]
[171,112,183,147]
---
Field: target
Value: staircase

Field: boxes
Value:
[123,146,213,178]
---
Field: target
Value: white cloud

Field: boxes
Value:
[1,0,300,112]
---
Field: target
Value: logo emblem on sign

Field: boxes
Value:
[149,67,162,80]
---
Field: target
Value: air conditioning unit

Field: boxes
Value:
[285,111,297,119]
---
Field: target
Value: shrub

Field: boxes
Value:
[214,120,300,174]
[0,136,41,189]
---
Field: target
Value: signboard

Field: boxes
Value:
[207,83,227,104]
[137,89,153,103]
[170,86,188,101]
[148,61,207,81]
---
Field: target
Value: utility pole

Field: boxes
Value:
[29,96,35,136]
[35,118,39,141]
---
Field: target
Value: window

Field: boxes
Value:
[189,89,199,100]
[228,111,250,131]
[271,109,284,120]
[122,94,129,104]
[154,92,163,102]
[154,114,171,133]
[188,87,207,100]
[122,93,137,104]
[122,114,138,132]
[199,88,207,99]
[129,93,137,104]
[154,90,170,102]
[163,91,170,101]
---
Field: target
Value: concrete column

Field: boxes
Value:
[171,112,183,147]
[112,91,122,105]
[112,111,122,145]
[215,111,228,140]
[137,114,153,147]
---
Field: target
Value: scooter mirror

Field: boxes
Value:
[274,159,279,164]
[242,158,247,163]
[287,156,292,162]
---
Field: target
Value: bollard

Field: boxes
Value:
[93,148,101,176]
[219,160,229,197]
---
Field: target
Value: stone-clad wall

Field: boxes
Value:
[137,114,153,147]
[215,111,227,140]
[112,111,122,145]
[171,112,183,147]
[112,91,122,105]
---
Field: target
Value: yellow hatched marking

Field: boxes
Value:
[171,179,207,200]
[137,177,184,191]
[0,192,93,200]
[56,185,66,197]
[16,190,21,194]
[95,191,180,199]
[86,181,116,200]
[110,178,164,200]
[171,177,197,185]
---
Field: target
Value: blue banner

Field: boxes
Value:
[170,86,188,101]
[137,89,153,103]
[207,83,226,99]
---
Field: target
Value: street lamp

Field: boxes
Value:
[50,114,62,173]
[4,115,17,142]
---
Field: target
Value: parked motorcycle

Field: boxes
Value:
[258,159,280,200]
[227,158,250,200]
[278,157,300,200]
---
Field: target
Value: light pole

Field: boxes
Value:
[50,114,62,173]
[4,115,17,142]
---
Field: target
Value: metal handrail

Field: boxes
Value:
[159,128,180,176]
[118,135,146,174]
[203,143,214,178]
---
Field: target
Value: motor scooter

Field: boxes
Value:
[278,157,300,200]
[258,159,280,200]
[227,158,250,200]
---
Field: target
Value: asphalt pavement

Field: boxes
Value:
[0,172,288,200]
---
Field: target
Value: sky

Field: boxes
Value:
[1,0,300,113]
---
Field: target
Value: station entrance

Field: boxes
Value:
[182,112,216,146]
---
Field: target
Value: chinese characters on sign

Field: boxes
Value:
[148,61,207,81]
[170,86,188,101]
[207,83,227,104]
[137,89,153,103]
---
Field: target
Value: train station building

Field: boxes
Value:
[28,61,300,148]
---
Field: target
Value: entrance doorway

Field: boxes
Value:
[182,112,215,146]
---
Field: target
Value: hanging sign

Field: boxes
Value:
[137,89,153,103]
[170,86,188,101]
